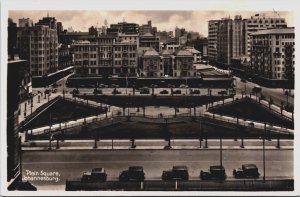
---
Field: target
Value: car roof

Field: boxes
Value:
[210,165,225,170]
[83,171,92,175]
[129,166,143,171]
[92,168,105,173]
[242,164,258,169]
[173,166,188,170]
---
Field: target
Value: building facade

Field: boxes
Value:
[73,34,138,77]
[17,25,58,76]
[139,33,160,52]
[7,57,32,188]
[250,28,295,80]
[173,50,195,77]
[207,20,219,62]
[139,20,157,35]
[140,48,162,77]
[246,13,287,55]
[18,18,33,27]
[216,15,248,65]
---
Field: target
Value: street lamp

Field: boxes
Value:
[263,122,266,182]
[220,137,223,167]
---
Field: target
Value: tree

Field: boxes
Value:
[252,87,262,101]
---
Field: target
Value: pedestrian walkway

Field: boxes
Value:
[22,139,293,151]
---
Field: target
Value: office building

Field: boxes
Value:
[208,20,219,63]
[139,33,160,52]
[18,18,33,28]
[17,25,58,76]
[246,13,287,55]
[216,15,248,65]
[250,28,295,79]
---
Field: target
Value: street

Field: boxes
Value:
[234,76,294,107]
[22,149,293,190]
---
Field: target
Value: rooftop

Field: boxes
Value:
[175,49,193,56]
[143,48,160,57]
[251,27,294,35]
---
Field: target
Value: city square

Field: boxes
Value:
[5,9,295,192]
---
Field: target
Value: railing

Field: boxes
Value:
[203,112,293,135]
[66,179,294,191]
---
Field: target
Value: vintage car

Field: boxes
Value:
[160,90,169,94]
[81,168,107,182]
[91,168,107,181]
[233,164,260,178]
[119,166,145,181]
[200,165,227,180]
[162,166,189,181]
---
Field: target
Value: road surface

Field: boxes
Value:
[22,149,293,190]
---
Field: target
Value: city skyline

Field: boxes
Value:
[9,10,294,36]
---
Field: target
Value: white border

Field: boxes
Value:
[1,0,299,196]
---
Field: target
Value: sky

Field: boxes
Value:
[9,10,294,37]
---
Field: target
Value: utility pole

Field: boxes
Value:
[220,138,223,167]
[263,122,266,182]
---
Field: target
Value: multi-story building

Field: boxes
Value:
[73,33,138,76]
[164,44,180,52]
[113,37,138,76]
[58,44,73,70]
[8,18,18,56]
[17,25,58,76]
[184,46,201,63]
[73,41,98,76]
[216,15,248,65]
[139,33,160,52]
[250,28,295,80]
[246,13,287,55]
[57,22,64,35]
[7,55,32,189]
[139,20,157,35]
[175,27,186,43]
[108,22,139,34]
[208,20,219,63]
[18,18,33,27]
[97,35,115,75]
[35,16,57,29]
[140,48,162,77]
[160,50,173,76]
[173,49,195,77]
[156,31,174,44]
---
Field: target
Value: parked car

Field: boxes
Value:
[200,165,227,180]
[119,166,145,181]
[93,89,103,95]
[91,168,107,182]
[140,88,150,94]
[172,90,181,94]
[111,84,119,88]
[191,89,200,94]
[81,171,92,182]
[233,164,260,178]
[71,89,80,95]
[160,90,169,94]
[162,166,189,181]
[112,89,121,95]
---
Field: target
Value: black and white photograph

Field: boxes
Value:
[1,0,299,196]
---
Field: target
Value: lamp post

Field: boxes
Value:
[220,137,223,167]
[263,122,266,182]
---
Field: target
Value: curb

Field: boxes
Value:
[22,146,293,151]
